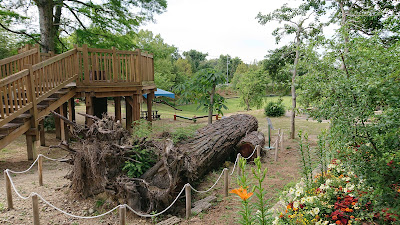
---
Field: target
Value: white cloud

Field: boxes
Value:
[141,0,299,63]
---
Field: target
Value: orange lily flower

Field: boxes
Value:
[230,186,253,201]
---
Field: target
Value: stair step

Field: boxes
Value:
[12,113,32,123]
[0,123,23,135]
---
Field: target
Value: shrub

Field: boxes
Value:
[264,99,285,117]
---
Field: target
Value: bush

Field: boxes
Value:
[264,99,285,117]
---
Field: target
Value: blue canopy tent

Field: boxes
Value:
[143,88,175,99]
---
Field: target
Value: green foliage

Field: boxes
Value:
[122,147,156,178]
[170,125,200,144]
[264,99,285,117]
[44,116,55,131]
[179,68,227,123]
[297,131,313,189]
[235,70,268,111]
[252,157,269,225]
[131,119,153,140]
[183,49,208,73]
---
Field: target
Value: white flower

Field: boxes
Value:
[343,188,348,193]
[293,201,300,209]
[320,183,329,190]
[342,176,351,181]
[301,197,306,204]
[346,183,355,191]
[272,217,279,225]
[326,179,332,186]
[328,164,336,169]
[311,207,320,216]
[289,188,295,195]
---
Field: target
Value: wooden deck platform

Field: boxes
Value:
[0,44,156,160]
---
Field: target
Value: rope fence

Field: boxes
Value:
[3,131,285,224]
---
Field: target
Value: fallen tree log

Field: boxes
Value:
[55,113,258,214]
[236,131,265,159]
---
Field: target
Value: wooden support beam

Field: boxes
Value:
[26,134,37,160]
[82,44,89,85]
[59,104,65,141]
[62,102,69,141]
[146,91,154,123]
[133,95,140,122]
[39,119,45,146]
[85,93,94,126]
[125,97,132,132]
[114,97,121,122]
[54,107,61,139]
[68,97,75,122]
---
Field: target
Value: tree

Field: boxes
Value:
[180,69,227,124]
[182,49,208,73]
[235,70,268,111]
[0,0,167,53]
[257,2,323,139]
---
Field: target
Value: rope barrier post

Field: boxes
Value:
[185,184,191,219]
[281,131,284,152]
[256,145,261,158]
[38,155,43,186]
[237,154,242,177]
[119,205,126,225]
[223,168,228,197]
[4,171,13,209]
[32,194,40,225]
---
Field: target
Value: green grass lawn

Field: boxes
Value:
[144,96,292,119]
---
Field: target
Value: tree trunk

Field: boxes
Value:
[236,131,265,159]
[291,31,300,139]
[208,85,216,124]
[62,113,258,213]
[37,0,56,53]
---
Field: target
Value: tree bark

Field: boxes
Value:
[63,113,259,213]
[208,84,216,124]
[291,31,300,139]
[37,0,56,52]
[236,131,265,159]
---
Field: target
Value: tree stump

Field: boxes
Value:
[236,131,265,159]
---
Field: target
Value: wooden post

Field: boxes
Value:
[185,184,191,219]
[32,194,40,225]
[114,97,122,122]
[62,103,69,141]
[85,93,93,126]
[119,205,126,225]
[281,131,284,151]
[35,44,41,64]
[68,98,75,122]
[133,95,140,122]
[112,47,118,81]
[4,170,13,209]
[256,145,261,159]
[125,97,132,132]
[59,104,65,141]
[39,119,45,146]
[25,64,38,160]
[54,107,61,139]
[223,168,228,197]
[82,44,89,85]
[146,92,154,122]
[135,49,142,83]
[38,155,43,186]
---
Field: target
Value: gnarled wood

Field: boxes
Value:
[236,131,265,159]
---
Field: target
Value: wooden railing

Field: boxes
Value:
[76,45,154,86]
[0,49,78,127]
[0,48,41,79]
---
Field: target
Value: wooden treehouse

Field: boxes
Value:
[0,44,156,160]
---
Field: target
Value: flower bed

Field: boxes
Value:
[273,159,399,225]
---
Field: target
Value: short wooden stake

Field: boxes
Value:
[256,145,261,158]
[4,171,13,209]
[185,184,191,219]
[223,168,228,197]
[237,154,242,177]
[119,205,126,225]
[38,155,43,186]
[32,194,40,225]
[281,131,284,151]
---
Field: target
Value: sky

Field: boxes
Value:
[140,0,301,63]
